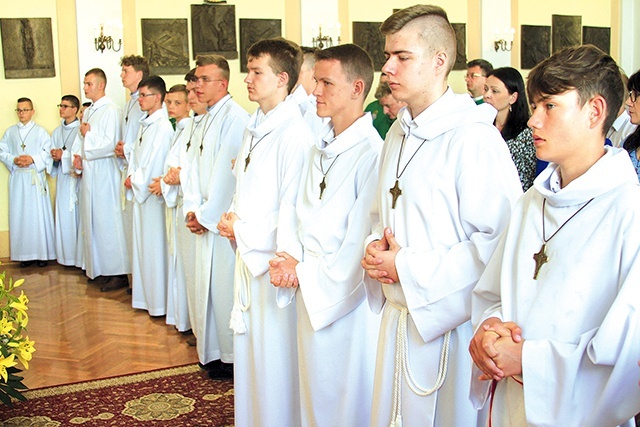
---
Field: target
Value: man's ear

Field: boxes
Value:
[588,95,607,131]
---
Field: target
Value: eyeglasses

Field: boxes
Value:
[194,76,224,84]
[629,91,639,103]
[139,92,159,98]
[15,109,33,113]
[57,104,75,109]
[465,73,486,80]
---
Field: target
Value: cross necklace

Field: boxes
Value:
[390,132,427,209]
[318,153,340,199]
[19,125,36,151]
[244,130,274,172]
[199,96,232,155]
[533,197,594,280]
[61,121,78,150]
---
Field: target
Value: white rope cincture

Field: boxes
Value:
[389,305,452,427]
[229,249,251,334]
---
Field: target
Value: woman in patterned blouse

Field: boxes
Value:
[483,67,538,191]
[623,69,640,181]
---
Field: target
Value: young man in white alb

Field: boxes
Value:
[49,95,81,267]
[361,6,522,426]
[217,38,313,427]
[269,43,382,427]
[0,97,55,267]
[469,44,640,427]
[125,75,173,317]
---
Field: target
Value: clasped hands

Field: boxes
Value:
[361,227,401,284]
[217,212,238,240]
[469,317,524,382]
[268,252,299,288]
[13,155,34,168]
[50,148,63,162]
[114,141,126,159]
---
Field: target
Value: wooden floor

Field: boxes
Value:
[1,260,198,389]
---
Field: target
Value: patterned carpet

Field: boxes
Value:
[0,365,234,426]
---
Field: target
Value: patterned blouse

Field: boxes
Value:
[505,127,537,192]
[629,149,640,182]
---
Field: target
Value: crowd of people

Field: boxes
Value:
[2,4,640,426]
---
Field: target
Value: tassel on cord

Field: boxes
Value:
[229,249,250,334]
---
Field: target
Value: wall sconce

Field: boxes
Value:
[311,24,341,49]
[94,23,122,53]
[494,27,515,52]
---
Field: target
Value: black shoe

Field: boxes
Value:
[126,288,132,295]
[19,261,34,268]
[198,360,220,371]
[207,362,233,380]
[87,276,107,284]
[100,275,129,292]
[37,260,48,268]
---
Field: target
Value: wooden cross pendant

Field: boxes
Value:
[20,142,25,151]
[389,180,402,209]
[186,141,191,151]
[319,177,327,200]
[533,243,548,280]
[244,153,251,172]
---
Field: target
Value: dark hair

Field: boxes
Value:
[82,102,91,108]
[61,94,80,110]
[247,38,303,93]
[623,69,640,153]
[487,67,529,140]
[527,45,623,137]
[138,75,167,103]
[184,68,197,83]
[17,97,33,108]
[467,58,493,76]
[314,44,374,98]
[120,55,150,78]
[85,68,107,86]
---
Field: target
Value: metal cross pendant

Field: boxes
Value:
[244,153,251,172]
[533,243,548,280]
[389,180,402,209]
[319,177,327,199]
[20,142,25,151]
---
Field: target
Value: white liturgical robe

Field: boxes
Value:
[74,96,130,279]
[181,95,249,364]
[230,98,313,427]
[161,118,191,331]
[49,119,81,266]
[364,89,522,427]
[286,114,383,426]
[471,147,640,427]
[0,121,55,261]
[127,107,172,316]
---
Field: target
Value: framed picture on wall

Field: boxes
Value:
[141,19,190,75]
[0,18,55,79]
[239,19,281,73]
[552,14,582,53]
[582,26,610,55]
[451,23,467,71]
[521,25,551,70]
[191,4,238,60]
[352,22,385,71]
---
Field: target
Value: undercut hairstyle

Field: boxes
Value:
[527,44,624,137]
[61,94,80,110]
[487,67,529,141]
[120,55,150,78]
[184,68,197,83]
[86,68,107,86]
[195,55,230,81]
[138,75,167,103]
[467,58,493,76]
[380,5,457,75]
[375,81,393,100]
[168,84,188,101]
[623,70,640,153]
[301,46,319,67]
[314,44,374,98]
[247,38,303,94]
[17,97,33,108]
